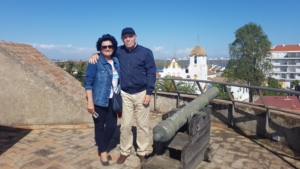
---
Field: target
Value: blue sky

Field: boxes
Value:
[1,0,300,60]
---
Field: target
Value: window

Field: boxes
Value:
[194,56,197,64]
[290,60,296,65]
[290,67,296,72]
[280,68,287,72]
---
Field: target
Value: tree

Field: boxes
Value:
[55,61,87,86]
[263,77,285,96]
[74,62,87,85]
[177,81,198,94]
[221,68,234,78]
[155,75,198,94]
[212,84,230,100]
[57,62,65,69]
[155,75,176,92]
[228,22,273,102]
[291,80,299,89]
[65,61,76,75]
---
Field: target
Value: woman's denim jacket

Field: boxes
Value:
[84,54,121,107]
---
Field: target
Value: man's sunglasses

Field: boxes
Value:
[101,45,113,50]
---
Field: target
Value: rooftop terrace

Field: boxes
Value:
[1,113,299,169]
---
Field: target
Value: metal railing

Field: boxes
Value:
[154,77,300,138]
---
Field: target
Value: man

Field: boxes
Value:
[89,27,156,164]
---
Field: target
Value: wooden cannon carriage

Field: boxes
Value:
[142,87,218,169]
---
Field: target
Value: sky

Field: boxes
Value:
[1,0,300,60]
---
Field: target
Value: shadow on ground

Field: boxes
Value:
[0,126,32,155]
[231,127,300,169]
[106,125,139,153]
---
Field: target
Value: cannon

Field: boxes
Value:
[153,86,219,142]
[143,87,219,169]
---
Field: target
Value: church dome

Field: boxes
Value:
[189,45,206,57]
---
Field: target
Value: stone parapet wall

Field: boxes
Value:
[0,41,92,126]
[151,92,300,155]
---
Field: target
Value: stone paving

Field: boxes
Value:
[0,113,299,169]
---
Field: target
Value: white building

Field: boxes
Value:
[160,45,208,80]
[160,57,186,78]
[158,45,249,101]
[270,44,300,88]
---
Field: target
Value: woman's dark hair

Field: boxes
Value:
[96,34,118,52]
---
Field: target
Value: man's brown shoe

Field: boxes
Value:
[139,155,146,163]
[117,154,129,164]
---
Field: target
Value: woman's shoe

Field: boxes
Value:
[100,158,109,166]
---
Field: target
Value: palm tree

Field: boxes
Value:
[155,75,175,92]
[155,75,198,94]
[177,81,197,94]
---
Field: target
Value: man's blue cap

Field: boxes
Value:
[121,27,136,36]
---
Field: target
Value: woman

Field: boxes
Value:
[84,34,120,166]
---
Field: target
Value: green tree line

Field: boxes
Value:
[57,61,87,86]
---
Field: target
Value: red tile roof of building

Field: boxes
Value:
[270,44,300,52]
[254,96,300,113]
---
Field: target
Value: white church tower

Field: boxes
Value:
[188,45,207,80]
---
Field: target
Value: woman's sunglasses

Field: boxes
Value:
[101,45,113,50]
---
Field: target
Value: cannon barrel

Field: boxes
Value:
[153,86,219,142]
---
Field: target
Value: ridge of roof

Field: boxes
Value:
[270,44,300,52]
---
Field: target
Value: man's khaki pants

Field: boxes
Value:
[120,90,149,156]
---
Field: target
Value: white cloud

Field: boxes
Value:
[77,47,85,51]
[153,46,164,51]
[152,46,195,59]
[176,48,193,55]
[30,43,73,50]
[28,43,96,59]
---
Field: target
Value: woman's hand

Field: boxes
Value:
[87,101,94,114]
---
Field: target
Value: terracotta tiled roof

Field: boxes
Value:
[255,96,300,113]
[270,44,300,52]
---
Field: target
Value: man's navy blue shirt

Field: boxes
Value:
[116,44,156,95]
